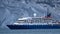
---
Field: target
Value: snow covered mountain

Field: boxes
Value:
[0,0,60,28]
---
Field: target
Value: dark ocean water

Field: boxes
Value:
[0,28,60,34]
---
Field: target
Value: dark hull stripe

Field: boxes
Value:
[7,25,60,29]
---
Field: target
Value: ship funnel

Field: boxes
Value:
[47,13,51,18]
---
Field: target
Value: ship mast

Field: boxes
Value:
[46,6,51,18]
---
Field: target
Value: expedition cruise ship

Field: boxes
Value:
[7,12,60,29]
[6,0,60,29]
